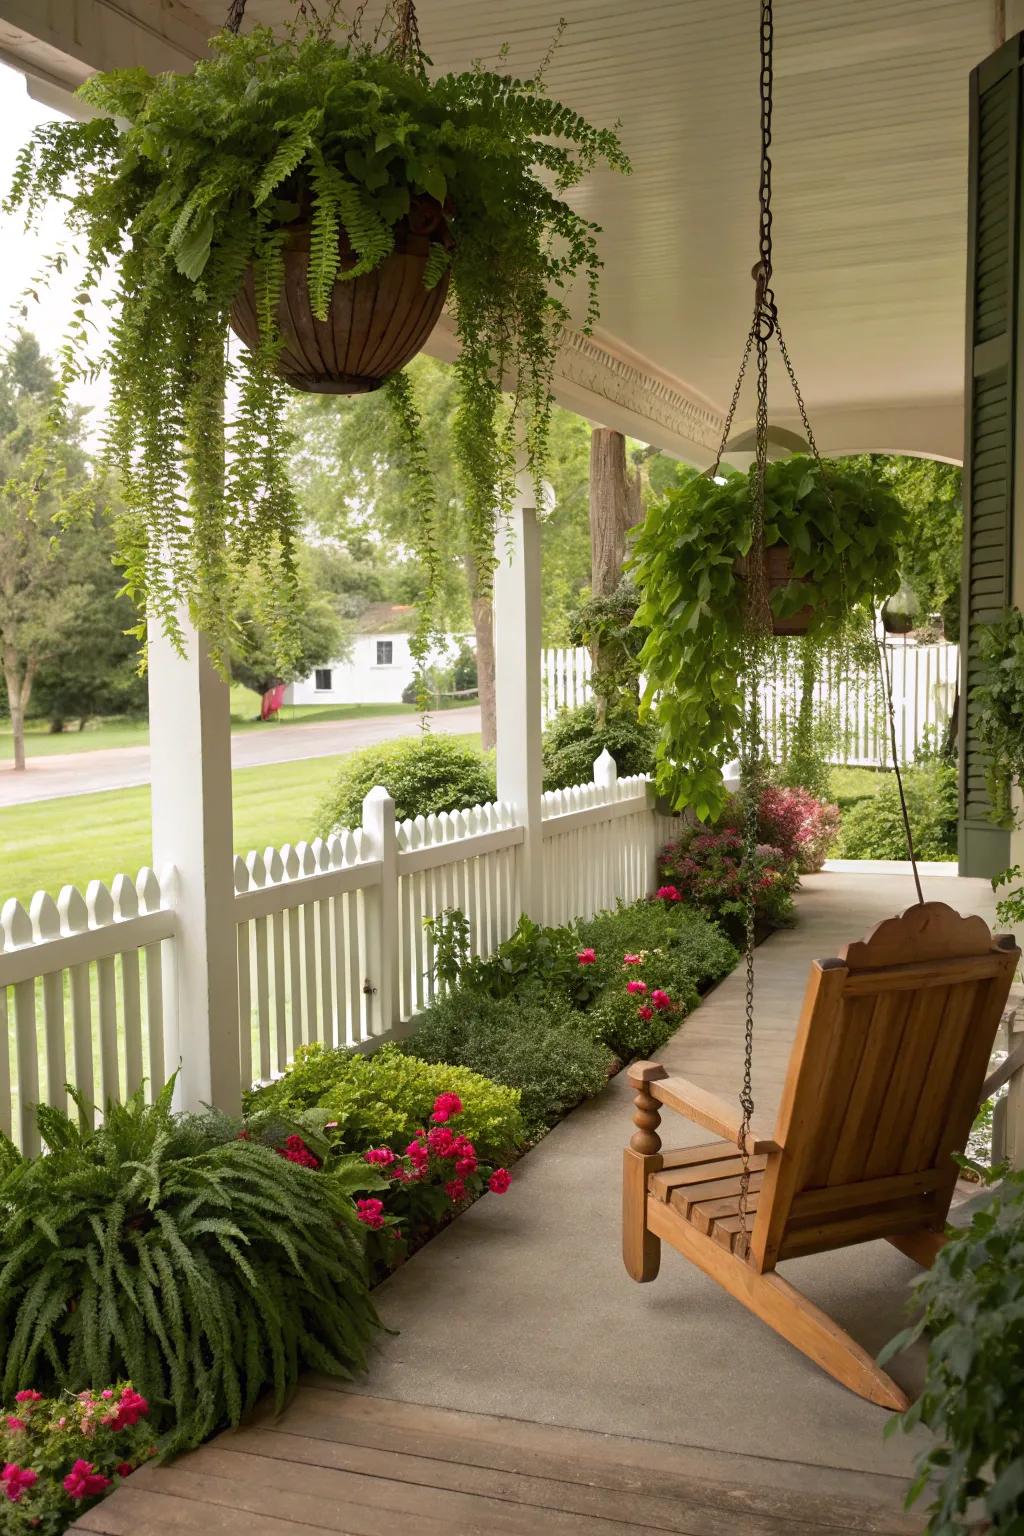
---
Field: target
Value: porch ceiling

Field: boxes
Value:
[0,0,1001,459]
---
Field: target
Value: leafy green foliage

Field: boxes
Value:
[630,455,905,819]
[6,21,627,669]
[837,760,958,861]
[314,733,495,832]
[574,900,738,990]
[229,561,349,697]
[403,994,612,1140]
[247,1043,524,1162]
[568,581,648,719]
[971,608,1024,826]
[656,830,798,942]
[451,913,607,1008]
[882,1171,1024,1532]
[850,455,962,640]
[993,864,1024,930]
[0,1085,380,1454]
[542,703,657,791]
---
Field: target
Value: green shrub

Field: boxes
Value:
[838,760,957,860]
[454,913,607,1008]
[404,994,612,1139]
[314,735,496,833]
[0,1086,380,1454]
[881,1170,1024,1531]
[542,703,657,791]
[247,1043,524,1162]
[575,902,738,992]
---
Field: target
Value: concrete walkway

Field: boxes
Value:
[350,869,997,1501]
[0,707,481,806]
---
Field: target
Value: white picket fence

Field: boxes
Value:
[541,641,959,767]
[0,752,671,1149]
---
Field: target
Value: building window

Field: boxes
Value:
[376,640,394,666]
[314,668,332,691]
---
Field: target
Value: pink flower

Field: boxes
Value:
[105,1388,149,1432]
[363,1146,396,1166]
[488,1168,511,1194]
[577,948,597,965]
[405,1139,429,1168]
[637,1005,654,1021]
[101,1390,114,1400]
[651,989,671,1011]
[626,979,647,995]
[623,953,642,965]
[63,1460,111,1501]
[431,1092,463,1123]
[445,1178,467,1203]
[13,1392,41,1406]
[2,1464,38,1503]
[5,1417,25,1432]
[455,1155,477,1177]
[355,1198,386,1230]
[427,1126,456,1157]
[276,1133,319,1170]
[116,1462,134,1478]
[655,885,681,902]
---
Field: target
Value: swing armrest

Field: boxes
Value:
[628,1063,782,1155]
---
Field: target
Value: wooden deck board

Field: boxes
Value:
[75,1390,924,1536]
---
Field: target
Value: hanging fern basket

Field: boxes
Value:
[733,542,817,635]
[229,200,452,395]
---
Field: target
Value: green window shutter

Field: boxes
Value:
[960,39,1018,877]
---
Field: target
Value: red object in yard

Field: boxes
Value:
[261,684,286,721]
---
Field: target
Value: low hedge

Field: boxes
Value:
[838,760,957,861]
[246,1042,525,1162]
[403,994,613,1140]
[314,734,496,833]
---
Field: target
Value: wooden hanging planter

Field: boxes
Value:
[733,542,817,635]
[229,197,452,395]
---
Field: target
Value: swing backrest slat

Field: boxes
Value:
[749,902,1018,1273]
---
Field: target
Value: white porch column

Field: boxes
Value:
[149,616,240,1114]
[494,474,545,920]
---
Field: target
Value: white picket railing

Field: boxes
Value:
[540,640,960,767]
[0,752,671,1145]
[0,870,176,1154]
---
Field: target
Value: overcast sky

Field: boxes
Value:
[0,62,111,428]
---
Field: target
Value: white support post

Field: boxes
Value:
[361,786,400,1038]
[148,617,239,1114]
[494,474,545,919]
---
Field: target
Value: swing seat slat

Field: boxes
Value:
[622,901,1020,1409]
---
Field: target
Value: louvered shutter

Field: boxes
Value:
[960,39,1018,877]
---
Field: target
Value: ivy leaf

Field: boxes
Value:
[419,163,447,204]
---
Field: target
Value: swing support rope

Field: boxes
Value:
[708,0,924,1257]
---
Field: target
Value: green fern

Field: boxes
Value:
[0,1086,380,1454]
[4,19,628,668]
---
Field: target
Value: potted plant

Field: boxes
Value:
[629,454,904,819]
[5,3,627,667]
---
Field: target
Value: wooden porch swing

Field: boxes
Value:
[622,0,1022,1410]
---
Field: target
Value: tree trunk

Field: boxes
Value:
[464,555,496,751]
[589,428,633,598]
[3,655,34,772]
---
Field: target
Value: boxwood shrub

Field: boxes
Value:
[403,994,612,1140]
[838,759,957,861]
[247,1043,524,1161]
[314,734,496,833]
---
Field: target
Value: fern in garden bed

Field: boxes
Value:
[0,1085,380,1453]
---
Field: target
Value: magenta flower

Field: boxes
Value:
[651,989,671,1011]
[63,1460,111,1501]
[637,1005,654,1021]
[363,1146,396,1166]
[488,1168,512,1194]
[445,1178,467,1203]
[626,979,647,995]
[577,948,597,965]
[355,1198,386,1230]
[623,953,642,965]
[2,1464,38,1503]
[655,885,682,902]
[427,1126,456,1157]
[431,1092,463,1123]
[12,1392,41,1406]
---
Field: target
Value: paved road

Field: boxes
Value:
[0,707,482,807]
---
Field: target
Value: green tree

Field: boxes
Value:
[0,333,94,769]
[230,561,351,708]
[288,356,598,746]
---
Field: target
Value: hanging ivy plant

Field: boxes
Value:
[971,606,1024,828]
[4,9,628,666]
[630,454,905,819]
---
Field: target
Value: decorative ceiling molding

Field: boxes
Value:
[555,331,724,454]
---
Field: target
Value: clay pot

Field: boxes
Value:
[230,198,451,394]
[733,543,816,635]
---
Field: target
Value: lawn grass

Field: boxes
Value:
[829,764,889,811]
[0,735,482,906]
[0,688,444,762]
